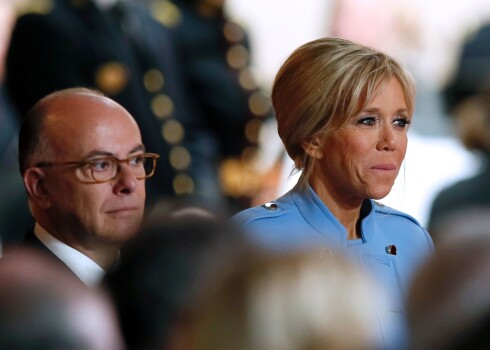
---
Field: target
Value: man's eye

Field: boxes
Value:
[129,155,145,166]
[91,159,113,172]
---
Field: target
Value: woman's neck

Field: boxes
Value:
[309,177,363,240]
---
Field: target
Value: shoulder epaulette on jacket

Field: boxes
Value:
[373,201,422,227]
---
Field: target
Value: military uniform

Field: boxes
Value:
[0,86,32,250]
[6,0,213,207]
[147,0,274,212]
[231,184,434,349]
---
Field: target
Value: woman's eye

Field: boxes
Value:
[393,118,411,128]
[91,159,112,172]
[358,116,376,126]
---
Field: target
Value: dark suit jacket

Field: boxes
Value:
[18,229,81,282]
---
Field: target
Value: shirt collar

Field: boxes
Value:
[34,223,106,287]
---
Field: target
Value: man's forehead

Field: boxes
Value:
[41,94,142,157]
[43,94,137,128]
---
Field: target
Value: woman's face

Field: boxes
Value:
[314,77,410,202]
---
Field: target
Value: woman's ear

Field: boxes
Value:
[23,168,51,209]
[302,137,324,159]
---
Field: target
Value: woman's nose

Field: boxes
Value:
[377,124,397,151]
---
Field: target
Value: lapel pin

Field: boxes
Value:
[386,245,397,255]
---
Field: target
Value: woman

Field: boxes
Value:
[231,37,434,349]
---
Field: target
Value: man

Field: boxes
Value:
[18,88,158,287]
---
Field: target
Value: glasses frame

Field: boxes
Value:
[34,152,160,184]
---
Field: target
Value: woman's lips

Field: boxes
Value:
[371,164,397,171]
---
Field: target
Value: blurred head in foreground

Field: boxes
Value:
[184,250,382,350]
[0,248,124,350]
[104,211,250,350]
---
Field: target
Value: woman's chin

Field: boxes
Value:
[368,187,393,200]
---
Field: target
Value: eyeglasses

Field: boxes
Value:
[35,153,160,183]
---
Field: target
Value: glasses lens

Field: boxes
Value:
[129,154,154,179]
[91,158,117,182]
[75,154,158,183]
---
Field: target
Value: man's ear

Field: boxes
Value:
[301,137,324,159]
[23,168,51,209]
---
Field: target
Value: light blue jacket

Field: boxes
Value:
[231,184,434,349]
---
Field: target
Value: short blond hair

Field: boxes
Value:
[272,37,415,189]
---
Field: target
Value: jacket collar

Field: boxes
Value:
[290,184,376,244]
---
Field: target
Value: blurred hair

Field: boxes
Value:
[271,37,415,189]
[188,250,381,350]
[0,248,124,350]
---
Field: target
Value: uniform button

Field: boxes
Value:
[238,68,257,91]
[223,21,245,43]
[226,44,248,69]
[151,94,174,119]
[241,146,257,164]
[144,69,165,92]
[248,91,272,116]
[169,146,191,170]
[173,173,194,195]
[262,202,278,210]
[386,245,397,255]
[150,0,182,27]
[162,119,184,144]
[95,62,129,95]
[245,119,262,143]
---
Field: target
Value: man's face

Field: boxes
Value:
[40,95,146,248]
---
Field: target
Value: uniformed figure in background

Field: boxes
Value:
[6,0,273,220]
[7,0,195,208]
[0,0,33,250]
[144,0,275,213]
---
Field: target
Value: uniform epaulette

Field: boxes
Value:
[230,201,287,226]
[373,201,422,227]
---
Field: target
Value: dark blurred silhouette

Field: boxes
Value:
[103,211,252,350]
[407,228,490,349]
[0,0,32,251]
[428,22,490,243]
[0,247,124,349]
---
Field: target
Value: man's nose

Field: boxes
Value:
[113,164,138,194]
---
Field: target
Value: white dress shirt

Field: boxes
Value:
[34,223,105,287]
